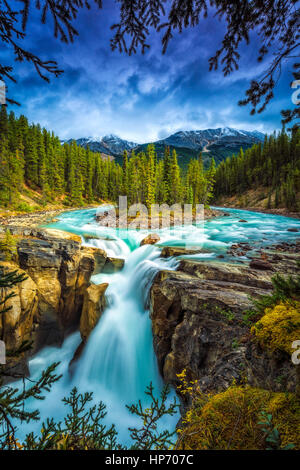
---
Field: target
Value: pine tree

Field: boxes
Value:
[145,144,156,210]
[214,128,300,211]
[169,149,181,204]
[122,150,129,195]
[163,146,171,204]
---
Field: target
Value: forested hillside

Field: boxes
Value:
[0,107,215,211]
[214,129,300,211]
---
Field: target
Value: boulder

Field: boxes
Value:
[140,234,160,246]
[287,228,299,232]
[239,219,248,223]
[102,257,125,274]
[81,246,107,274]
[160,247,208,258]
[249,258,274,271]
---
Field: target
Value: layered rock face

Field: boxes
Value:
[80,283,108,342]
[0,228,124,379]
[16,230,97,350]
[69,282,108,368]
[0,263,38,351]
[150,258,298,394]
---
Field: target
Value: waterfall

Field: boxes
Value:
[16,227,179,445]
[14,205,300,444]
[73,244,179,440]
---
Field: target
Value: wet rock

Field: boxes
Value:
[249,259,274,271]
[80,283,108,342]
[102,257,125,274]
[140,234,160,246]
[287,228,299,232]
[69,283,109,370]
[179,260,273,289]
[69,341,85,372]
[239,219,248,223]
[160,247,208,258]
[81,246,107,275]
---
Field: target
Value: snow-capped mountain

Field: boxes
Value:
[63,127,265,166]
[156,127,265,151]
[62,134,138,156]
[101,134,137,154]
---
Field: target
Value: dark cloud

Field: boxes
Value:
[5,1,295,142]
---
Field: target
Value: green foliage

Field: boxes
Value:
[0,230,17,261]
[0,378,179,450]
[241,309,259,327]
[127,383,179,450]
[253,272,300,314]
[214,129,300,211]
[215,306,235,323]
[0,107,215,210]
[14,202,36,213]
[258,411,295,450]
[0,266,27,315]
[23,387,120,450]
[0,363,61,449]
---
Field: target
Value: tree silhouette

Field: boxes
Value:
[0,1,299,123]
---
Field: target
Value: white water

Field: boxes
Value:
[13,206,300,443]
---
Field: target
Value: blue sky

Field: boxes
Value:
[3,1,296,142]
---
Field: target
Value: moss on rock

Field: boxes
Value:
[251,301,300,354]
[177,385,300,450]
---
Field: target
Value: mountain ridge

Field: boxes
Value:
[62,127,265,167]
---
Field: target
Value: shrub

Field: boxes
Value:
[0,230,17,261]
[176,384,299,450]
[15,202,36,213]
[251,301,300,355]
[254,272,300,314]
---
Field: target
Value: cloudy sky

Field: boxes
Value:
[4,1,295,143]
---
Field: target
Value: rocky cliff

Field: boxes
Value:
[150,252,299,395]
[0,228,120,380]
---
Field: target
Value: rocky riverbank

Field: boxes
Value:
[0,204,106,229]
[223,205,300,220]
